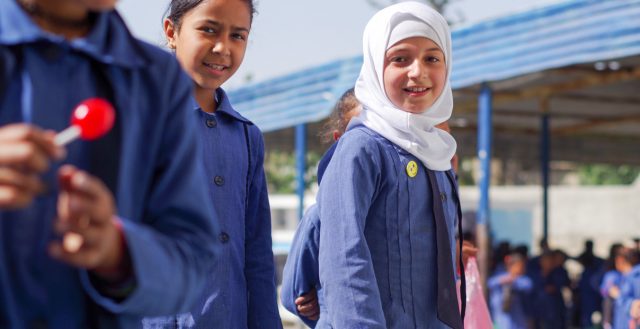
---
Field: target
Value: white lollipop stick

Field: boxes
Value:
[54,125,81,146]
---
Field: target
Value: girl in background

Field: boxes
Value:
[145,0,282,328]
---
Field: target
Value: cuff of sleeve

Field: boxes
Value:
[80,217,142,313]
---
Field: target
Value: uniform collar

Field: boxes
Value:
[192,88,252,124]
[0,0,148,69]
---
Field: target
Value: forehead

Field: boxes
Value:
[182,0,251,27]
[387,36,442,53]
[76,0,118,10]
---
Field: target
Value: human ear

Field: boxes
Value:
[163,18,177,50]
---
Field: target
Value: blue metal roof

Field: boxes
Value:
[228,0,640,132]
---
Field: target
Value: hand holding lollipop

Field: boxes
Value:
[52,98,118,255]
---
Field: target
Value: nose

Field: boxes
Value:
[212,39,230,56]
[407,60,425,79]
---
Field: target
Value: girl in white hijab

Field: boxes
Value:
[316,2,463,328]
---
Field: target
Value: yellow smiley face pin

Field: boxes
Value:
[406,160,418,178]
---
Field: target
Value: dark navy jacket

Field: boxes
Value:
[0,1,219,327]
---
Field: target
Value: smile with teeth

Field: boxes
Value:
[403,86,430,93]
[204,62,227,71]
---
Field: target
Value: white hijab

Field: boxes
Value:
[350,1,456,171]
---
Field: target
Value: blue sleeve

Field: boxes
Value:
[245,128,282,329]
[80,63,220,315]
[487,273,507,290]
[513,276,534,292]
[318,133,386,328]
[622,269,640,319]
[317,143,337,184]
[280,204,320,328]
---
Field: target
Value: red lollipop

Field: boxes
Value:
[55,98,115,146]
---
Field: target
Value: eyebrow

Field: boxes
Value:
[198,19,250,33]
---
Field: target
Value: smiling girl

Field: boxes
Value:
[144,0,281,328]
[316,2,464,328]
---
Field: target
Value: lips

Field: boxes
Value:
[203,62,228,72]
[403,86,431,95]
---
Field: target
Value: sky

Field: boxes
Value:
[116,0,564,89]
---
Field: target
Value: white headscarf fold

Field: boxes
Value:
[350,1,456,171]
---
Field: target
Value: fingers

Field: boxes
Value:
[0,125,64,209]
[0,167,46,208]
[58,165,115,226]
[0,124,65,171]
[0,166,46,193]
[295,290,320,319]
[52,165,121,271]
[48,240,103,269]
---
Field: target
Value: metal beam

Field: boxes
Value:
[553,114,640,136]
[295,124,307,220]
[455,66,640,114]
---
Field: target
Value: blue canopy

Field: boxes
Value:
[228,0,640,132]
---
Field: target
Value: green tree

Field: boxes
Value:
[578,164,640,185]
[264,151,321,194]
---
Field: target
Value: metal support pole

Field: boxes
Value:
[477,84,493,226]
[476,83,493,286]
[541,104,550,241]
[295,124,307,220]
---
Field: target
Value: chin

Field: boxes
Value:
[84,0,118,10]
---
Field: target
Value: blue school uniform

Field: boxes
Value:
[614,266,640,329]
[281,144,336,327]
[577,258,604,327]
[601,270,623,328]
[0,1,219,328]
[316,143,337,184]
[144,89,281,329]
[193,89,281,328]
[531,267,570,329]
[280,204,322,328]
[316,125,459,329]
[488,271,533,329]
[602,270,623,298]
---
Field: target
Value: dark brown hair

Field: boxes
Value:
[166,0,256,30]
[320,88,360,144]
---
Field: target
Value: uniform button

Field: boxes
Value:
[214,175,225,186]
[206,118,217,128]
[219,232,230,243]
[440,193,447,202]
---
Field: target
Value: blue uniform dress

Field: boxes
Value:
[576,258,604,327]
[488,271,533,329]
[281,144,335,328]
[145,89,281,329]
[531,266,571,329]
[316,125,459,329]
[614,266,640,329]
[0,1,219,328]
[316,143,337,184]
[601,270,623,328]
[280,204,323,328]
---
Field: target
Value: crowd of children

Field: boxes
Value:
[487,239,640,329]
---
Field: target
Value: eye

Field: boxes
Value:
[200,27,217,34]
[231,32,247,41]
[390,56,407,63]
[425,56,441,63]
